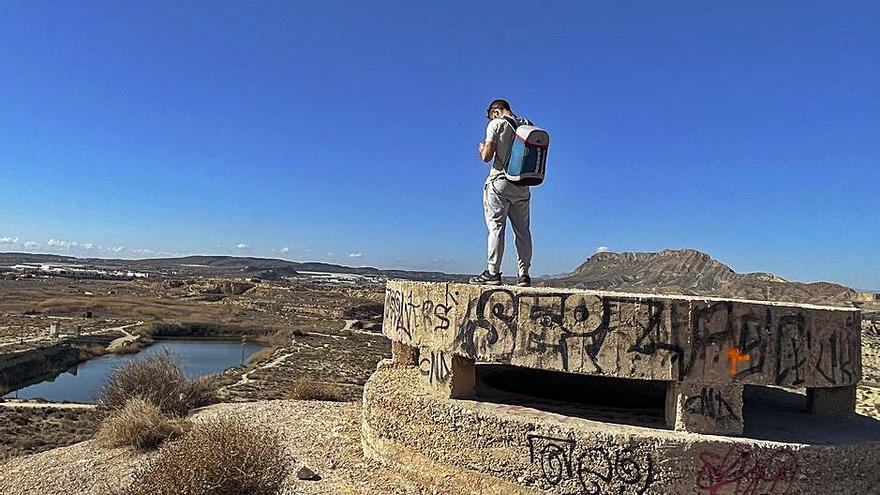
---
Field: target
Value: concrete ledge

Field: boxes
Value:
[382,281,862,389]
[361,364,880,495]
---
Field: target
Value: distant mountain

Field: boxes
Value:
[549,249,856,306]
[1,250,859,305]
[0,252,464,282]
[0,252,81,265]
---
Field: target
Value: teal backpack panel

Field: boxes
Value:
[504,125,549,186]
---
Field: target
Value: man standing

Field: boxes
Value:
[470,99,533,287]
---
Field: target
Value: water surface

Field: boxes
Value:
[4,339,265,403]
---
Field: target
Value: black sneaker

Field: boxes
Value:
[470,270,502,285]
[516,275,531,287]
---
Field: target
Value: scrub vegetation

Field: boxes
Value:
[288,378,346,402]
[96,352,215,417]
[94,398,189,451]
[118,418,290,495]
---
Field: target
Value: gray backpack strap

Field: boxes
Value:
[500,116,521,170]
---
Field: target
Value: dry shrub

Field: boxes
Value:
[96,351,215,417]
[81,344,107,358]
[247,346,278,365]
[95,398,189,451]
[288,379,345,401]
[267,328,294,347]
[120,418,290,495]
[133,325,155,339]
[111,341,146,355]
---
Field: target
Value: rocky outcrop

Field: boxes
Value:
[551,249,857,306]
[201,281,256,296]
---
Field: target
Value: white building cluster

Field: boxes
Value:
[10,263,149,280]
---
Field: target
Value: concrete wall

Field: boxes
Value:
[362,365,880,495]
[382,281,862,389]
[0,344,85,395]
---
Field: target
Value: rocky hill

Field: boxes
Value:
[549,249,857,306]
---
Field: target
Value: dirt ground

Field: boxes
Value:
[0,399,428,495]
[0,275,387,460]
[858,332,880,418]
[0,406,98,461]
[0,277,383,347]
[2,383,879,495]
[1,273,878,470]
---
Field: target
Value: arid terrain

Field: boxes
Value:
[0,258,392,459]
[0,250,877,493]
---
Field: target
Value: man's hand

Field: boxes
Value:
[478,142,485,156]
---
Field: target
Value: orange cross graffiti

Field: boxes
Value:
[723,348,750,377]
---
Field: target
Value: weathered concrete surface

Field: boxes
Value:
[382,281,862,433]
[665,381,744,436]
[362,363,880,495]
[383,281,861,388]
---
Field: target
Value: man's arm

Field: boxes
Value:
[479,119,502,163]
[478,141,496,162]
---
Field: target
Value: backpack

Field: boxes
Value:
[502,115,550,186]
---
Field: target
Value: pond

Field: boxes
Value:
[3,339,266,403]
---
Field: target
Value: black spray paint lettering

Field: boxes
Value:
[419,350,451,385]
[775,315,807,386]
[733,309,770,379]
[527,434,656,495]
[684,387,740,424]
[384,288,418,340]
[401,286,860,387]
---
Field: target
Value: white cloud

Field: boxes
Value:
[595,246,610,253]
[39,239,159,257]
[0,236,20,245]
[348,252,363,258]
[278,247,290,254]
[48,238,79,249]
[236,243,250,250]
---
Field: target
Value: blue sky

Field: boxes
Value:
[1,1,878,289]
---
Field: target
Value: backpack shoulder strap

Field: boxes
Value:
[500,116,521,170]
[502,115,520,131]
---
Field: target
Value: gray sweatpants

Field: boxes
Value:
[483,177,532,276]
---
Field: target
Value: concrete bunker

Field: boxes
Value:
[361,280,880,494]
[383,281,862,436]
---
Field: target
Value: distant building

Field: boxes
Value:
[48,322,60,337]
[10,263,148,280]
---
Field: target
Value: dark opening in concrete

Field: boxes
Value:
[474,363,668,429]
